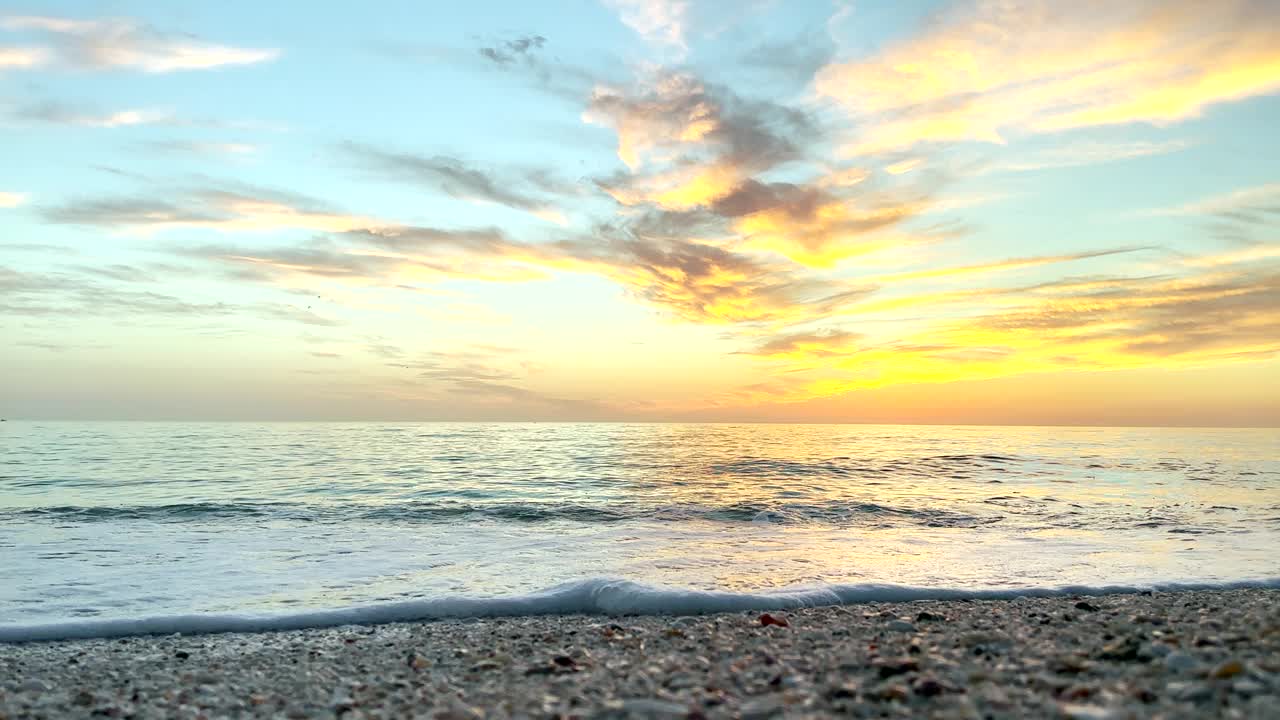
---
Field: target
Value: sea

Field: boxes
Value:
[2,422,1278,641]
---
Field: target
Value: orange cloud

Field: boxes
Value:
[816,0,1280,152]
[733,260,1280,406]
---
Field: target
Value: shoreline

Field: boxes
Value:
[2,588,1277,718]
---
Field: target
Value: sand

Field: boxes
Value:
[1,588,1277,719]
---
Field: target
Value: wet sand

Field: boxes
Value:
[2,588,1277,718]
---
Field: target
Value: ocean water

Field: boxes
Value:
[2,422,1278,641]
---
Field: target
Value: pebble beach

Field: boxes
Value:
[2,588,1277,719]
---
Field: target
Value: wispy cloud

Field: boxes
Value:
[989,139,1191,173]
[146,140,259,157]
[868,247,1153,284]
[344,143,574,224]
[171,205,873,326]
[380,345,612,416]
[0,266,339,327]
[477,34,546,65]
[0,15,278,72]
[1182,244,1280,268]
[730,258,1280,407]
[40,184,388,236]
[606,0,689,50]
[9,100,174,127]
[545,229,873,324]
[1147,182,1280,219]
[739,329,861,358]
[0,46,47,68]
[0,266,335,327]
[816,0,1280,152]
[736,32,835,88]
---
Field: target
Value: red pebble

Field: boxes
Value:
[758,613,790,628]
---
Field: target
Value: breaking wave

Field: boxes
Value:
[3,576,1278,643]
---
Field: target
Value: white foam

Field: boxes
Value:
[3,576,1278,643]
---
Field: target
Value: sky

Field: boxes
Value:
[1,0,1278,425]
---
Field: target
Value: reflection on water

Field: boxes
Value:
[1,422,1278,621]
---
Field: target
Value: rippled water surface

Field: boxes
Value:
[2,422,1278,624]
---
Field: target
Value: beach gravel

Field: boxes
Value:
[1,588,1277,718]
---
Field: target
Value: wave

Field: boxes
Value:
[3,577,1278,643]
[7,500,996,528]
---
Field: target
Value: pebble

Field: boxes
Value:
[1143,642,1171,658]
[17,678,48,694]
[1163,651,1199,673]
[758,613,789,628]
[912,676,948,697]
[1059,703,1114,720]
[1210,659,1244,679]
[739,695,784,719]
[1168,681,1213,702]
[886,620,916,632]
[873,657,919,678]
[1097,637,1140,661]
[1233,678,1266,696]
[603,697,689,718]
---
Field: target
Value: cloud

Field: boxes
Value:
[9,100,174,127]
[582,68,939,268]
[721,181,937,268]
[182,230,545,288]
[1182,243,1280,268]
[885,158,924,175]
[70,263,155,283]
[606,0,689,49]
[740,329,861,358]
[146,140,259,156]
[344,143,573,223]
[547,228,873,324]
[17,341,110,352]
[816,0,1280,152]
[737,33,835,87]
[0,266,233,318]
[733,257,1280,407]
[868,247,1153,284]
[0,15,278,72]
[1147,182,1280,220]
[977,267,1280,359]
[180,210,872,326]
[0,46,47,68]
[40,184,387,235]
[989,139,1191,173]
[584,71,811,177]
[477,34,546,65]
[0,266,341,327]
[0,191,27,207]
[384,346,610,415]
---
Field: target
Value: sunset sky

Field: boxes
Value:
[2,0,1278,425]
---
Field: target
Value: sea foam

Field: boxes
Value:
[3,577,1278,643]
